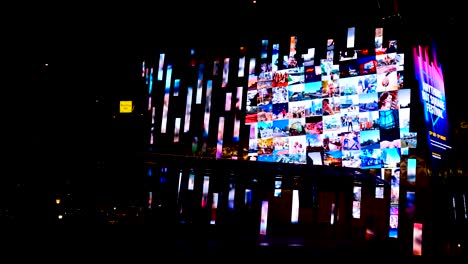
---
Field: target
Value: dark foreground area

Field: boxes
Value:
[3,225,463,263]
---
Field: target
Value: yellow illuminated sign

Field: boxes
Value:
[120,101,133,113]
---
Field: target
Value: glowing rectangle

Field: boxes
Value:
[184,87,193,133]
[261,40,268,59]
[289,36,297,57]
[210,193,218,225]
[245,189,252,205]
[347,27,355,48]
[330,203,335,225]
[148,67,153,95]
[225,92,232,111]
[248,58,256,75]
[157,54,165,81]
[291,190,299,224]
[174,118,181,143]
[233,117,240,142]
[196,63,204,104]
[407,158,416,183]
[352,186,361,219]
[173,79,180,96]
[413,223,423,256]
[260,201,268,235]
[228,183,235,209]
[272,44,279,72]
[161,63,172,133]
[188,170,195,190]
[201,176,210,208]
[203,80,212,138]
[119,101,133,113]
[222,58,230,88]
[216,117,224,159]
[238,56,245,77]
[148,191,152,209]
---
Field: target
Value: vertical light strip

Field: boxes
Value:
[228,182,235,209]
[452,196,457,221]
[406,191,415,221]
[347,27,355,48]
[289,36,297,57]
[188,169,195,191]
[177,170,183,204]
[173,79,180,96]
[238,55,245,77]
[389,167,400,238]
[261,40,268,59]
[145,67,149,84]
[225,92,232,111]
[413,223,423,256]
[216,117,224,159]
[235,86,243,110]
[184,87,193,133]
[213,59,220,76]
[148,191,152,209]
[291,189,299,224]
[245,189,252,205]
[407,158,416,183]
[463,194,467,219]
[248,58,256,75]
[203,80,212,138]
[233,116,241,143]
[259,201,269,235]
[233,86,243,142]
[147,96,152,111]
[196,63,204,104]
[148,67,153,95]
[161,63,172,133]
[330,203,335,225]
[272,43,279,72]
[210,193,219,225]
[174,117,181,143]
[157,53,165,81]
[201,176,210,208]
[352,185,361,219]
[150,107,155,145]
[222,58,230,88]
[375,28,384,53]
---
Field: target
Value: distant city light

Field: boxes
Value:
[55,198,61,205]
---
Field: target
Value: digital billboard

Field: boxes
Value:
[413,44,451,170]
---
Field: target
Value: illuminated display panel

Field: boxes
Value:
[142,24,421,178]
[174,117,181,142]
[184,87,193,133]
[157,54,164,81]
[413,44,451,170]
[161,64,172,133]
[245,28,414,170]
[201,176,210,208]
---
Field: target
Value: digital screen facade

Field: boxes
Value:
[143,25,419,175]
